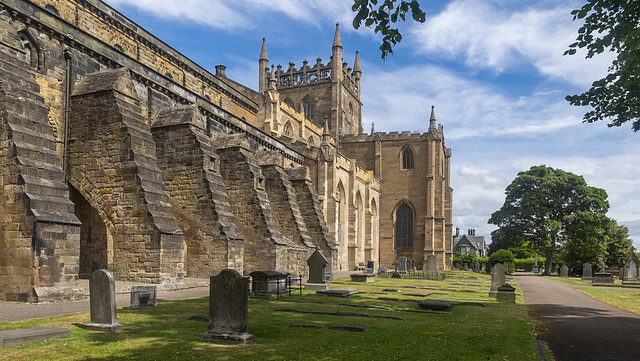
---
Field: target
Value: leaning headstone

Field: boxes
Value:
[559,265,569,278]
[489,263,505,298]
[496,283,516,303]
[306,249,329,291]
[130,286,157,308]
[87,269,123,333]
[425,255,438,275]
[582,263,593,280]
[396,256,408,274]
[202,269,253,343]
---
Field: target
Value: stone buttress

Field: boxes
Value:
[284,166,337,270]
[151,105,244,277]
[0,50,81,302]
[257,151,314,275]
[215,134,294,275]
[67,68,184,283]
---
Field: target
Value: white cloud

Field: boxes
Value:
[105,0,353,31]
[410,0,615,87]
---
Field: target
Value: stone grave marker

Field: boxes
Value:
[559,265,569,278]
[624,256,639,282]
[202,269,253,343]
[425,255,438,275]
[306,249,329,291]
[130,285,157,308]
[503,262,509,273]
[489,263,505,298]
[531,255,539,273]
[463,263,468,271]
[582,263,593,280]
[474,261,480,272]
[87,269,123,333]
[396,256,408,274]
[496,283,516,303]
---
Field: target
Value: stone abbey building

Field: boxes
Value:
[0,0,452,302]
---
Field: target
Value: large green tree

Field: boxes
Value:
[352,0,425,59]
[488,165,609,276]
[563,212,633,267]
[565,1,640,131]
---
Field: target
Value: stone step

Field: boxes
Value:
[0,327,70,349]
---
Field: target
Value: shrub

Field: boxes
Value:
[488,249,515,267]
[514,257,546,272]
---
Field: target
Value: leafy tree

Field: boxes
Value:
[562,212,634,267]
[488,165,609,276]
[462,249,478,266]
[352,0,425,59]
[488,249,515,267]
[564,1,640,131]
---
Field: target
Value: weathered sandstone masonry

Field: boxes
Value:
[67,68,184,284]
[151,105,244,278]
[0,50,81,302]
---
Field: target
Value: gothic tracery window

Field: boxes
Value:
[303,98,314,121]
[395,203,413,249]
[402,148,414,169]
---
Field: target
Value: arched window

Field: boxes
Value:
[303,98,314,121]
[395,203,413,249]
[284,98,294,109]
[45,5,60,16]
[283,122,293,137]
[307,136,315,146]
[113,44,124,52]
[402,148,414,169]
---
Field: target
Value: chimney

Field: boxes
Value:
[215,64,226,77]
[455,227,460,237]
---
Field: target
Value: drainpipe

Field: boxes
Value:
[62,48,72,178]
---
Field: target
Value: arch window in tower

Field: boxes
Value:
[395,203,413,249]
[303,98,314,121]
[402,148,414,169]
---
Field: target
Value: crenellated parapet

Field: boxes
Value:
[275,59,332,89]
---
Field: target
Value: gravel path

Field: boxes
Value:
[516,273,640,361]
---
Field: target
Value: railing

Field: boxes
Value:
[249,275,303,299]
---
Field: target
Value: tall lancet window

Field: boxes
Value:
[395,203,413,249]
[402,148,414,169]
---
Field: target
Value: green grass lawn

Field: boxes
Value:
[549,275,640,315]
[0,271,540,361]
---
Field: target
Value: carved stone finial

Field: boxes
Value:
[333,23,342,48]
[429,105,437,131]
[371,121,375,134]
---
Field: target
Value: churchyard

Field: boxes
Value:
[0,271,540,360]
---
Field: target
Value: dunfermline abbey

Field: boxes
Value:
[0,0,452,302]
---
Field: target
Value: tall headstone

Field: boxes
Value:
[489,263,505,298]
[396,256,408,274]
[474,261,480,272]
[202,269,253,343]
[306,249,330,291]
[87,269,123,333]
[559,265,569,278]
[425,255,438,275]
[531,255,539,273]
[582,263,593,280]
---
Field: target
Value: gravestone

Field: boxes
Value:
[625,259,638,281]
[503,262,509,274]
[202,269,253,343]
[593,273,614,284]
[474,261,480,272]
[532,255,539,273]
[408,258,416,273]
[496,283,516,303]
[582,263,593,280]
[481,263,486,273]
[489,263,505,298]
[425,255,438,275]
[306,249,329,291]
[396,256,408,274]
[249,270,289,298]
[87,269,123,333]
[130,286,157,308]
[559,265,569,278]
[463,263,468,271]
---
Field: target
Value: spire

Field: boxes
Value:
[269,65,276,90]
[429,105,437,131]
[353,51,361,73]
[260,37,268,61]
[332,23,342,48]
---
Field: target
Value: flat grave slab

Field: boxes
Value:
[418,299,454,311]
[0,327,70,349]
[404,291,433,297]
[316,288,359,297]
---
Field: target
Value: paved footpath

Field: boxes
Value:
[516,273,640,361]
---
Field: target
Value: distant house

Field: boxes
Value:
[452,228,489,258]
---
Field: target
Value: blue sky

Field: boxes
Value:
[104,0,640,249]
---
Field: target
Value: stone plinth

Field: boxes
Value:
[496,283,516,303]
[592,273,614,285]
[350,273,376,282]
